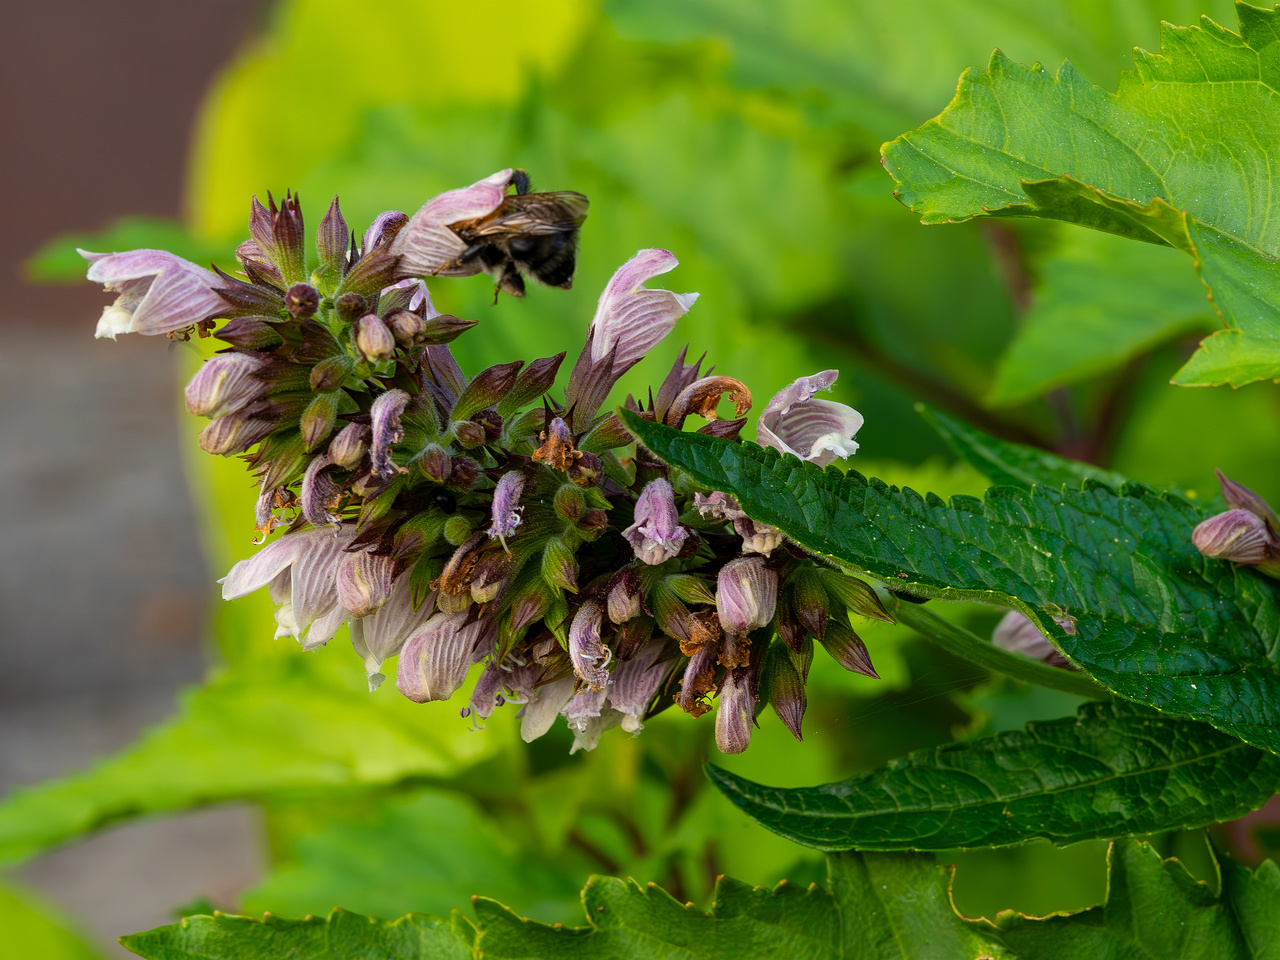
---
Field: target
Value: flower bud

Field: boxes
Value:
[420,444,451,484]
[578,508,609,541]
[716,557,778,635]
[649,581,691,644]
[185,353,266,419]
[386,309,427,347]
[820,619,878,678]
[792,571,830,640]
[1216,468,1280,529]
[623,478,688,565]
[336,550,395,617]
[470,551,513,604]
[499,352,566,416]
[715,668,756,754]
[541,538,579,593]
[819,571,893,622]
[568,599,611,689]
[316,196,350,277]
[453,420,486,448]
[447,455,480,491]
[607,567,643,624]
[198,412,275,456]
[1193,509,1277,566]
[554,484,587,522]
[762,642,805,742]
[443,514,474,546]
[420,313,478,345]
[355,313,396,362]
[285,283,319,319]
[327,422,370,469]
[396,613,489,703]
[310,356,351,393]
[335,292,368,323]
[214,317,285,350]
[300,392,340,451]
[507,580,553,632]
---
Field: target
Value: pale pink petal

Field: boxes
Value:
[390,170,513,278]
[758,371,863,467]
[589,249,698,371]
[84,248,224,338]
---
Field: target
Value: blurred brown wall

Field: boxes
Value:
[0,0,265,324]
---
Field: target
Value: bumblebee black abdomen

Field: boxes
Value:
[511,233,577,289]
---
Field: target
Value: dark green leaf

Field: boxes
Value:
[707,701,1280,851]
[26,217,232,283]
[994,840,1280,959]
[621,413,1280,754]
[120,909,475,960]
[921,406,1130,491]
[882,7,1280,387]
[473,852,1010,960]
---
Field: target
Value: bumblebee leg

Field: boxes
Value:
[511,168,532,195]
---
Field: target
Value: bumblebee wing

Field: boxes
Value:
[454,192,589,239]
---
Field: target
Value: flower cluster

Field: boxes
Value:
[1192,470,1280,580]
[86,169,881,754]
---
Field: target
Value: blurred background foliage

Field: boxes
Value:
[14,0,1280,950]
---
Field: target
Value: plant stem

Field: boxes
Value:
[889,598,1111,700]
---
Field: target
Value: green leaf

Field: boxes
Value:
[25,217,232,283]
[882,6,1280,387]
[621,412,1280,754]
[994,839,1280,959]
[0,879,107,960]
[989,229,1215,405]
[706,701,1280,851]
[120,909,476,960]
[0,656,501,865]
[473,852,1010,960]
[921,406,1131,491]
[242,788,584,924]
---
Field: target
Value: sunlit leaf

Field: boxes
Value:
[883,6,1280,386]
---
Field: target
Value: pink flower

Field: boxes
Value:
[219,526,358,649]
[622,478,688,565]
[395,613,492,703]
[83,249,226,339]
[716,556,778,635]
[390,170,512,278]
[588,249,698,375]
[349,578,437,691]
[757,370,863,467]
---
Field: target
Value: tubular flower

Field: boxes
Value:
[390,170,512,278]
[220,525,358,649]
[94,174,887,755]
[1192,471,1280,578]
[622,478,688,565]
[758,370,863,467]
[83,249,226,339]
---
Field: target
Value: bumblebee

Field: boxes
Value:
[446,169,589,299]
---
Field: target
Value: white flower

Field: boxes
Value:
[82,249,225,339]
[757,370,863,467]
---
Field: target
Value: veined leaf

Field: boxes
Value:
[883,5,1280,387]
[621,412,1280,754]
[121,843,1280,959]
[706,701,1280,851]
[995,840,1280,959]
[921,406,1130,491]
[120,909,476,960]
[0,657,501,865]
[990,229,1214,405]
